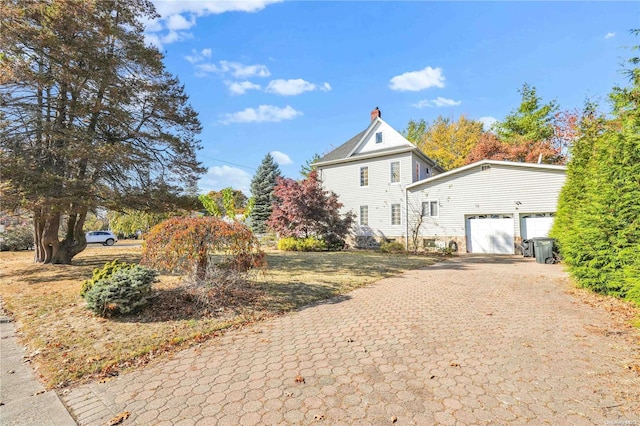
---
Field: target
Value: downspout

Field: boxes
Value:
[405,184,409,251]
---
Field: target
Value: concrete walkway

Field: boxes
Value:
[5,256,640,425]
[0,317,76,426]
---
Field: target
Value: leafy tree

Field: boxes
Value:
[141,217,265,280]
[401,119,427,144]
[300,153,321,178]
[268,171,355,249]
[415,115,484,170]
[494,83,559,143]
[108,209,182,236]
[0,0,203,264]
[464,132,564,165]
[552,33,640,304]
[249,153,281,233]
[199,188,248,218]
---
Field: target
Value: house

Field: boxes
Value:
[314,108,445,247]
[407,160,566,253]
[316,108,567,254]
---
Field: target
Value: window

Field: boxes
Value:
[391,204,401,225]
[415,162,420,180]
[390,161,400,183]
[360,206,369,226]
[360,166,369,186]
[422,200,439,217]
[375,132,383,143]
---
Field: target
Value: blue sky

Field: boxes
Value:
[145,1,639,195]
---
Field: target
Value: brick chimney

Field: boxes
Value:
[370,107,381,121]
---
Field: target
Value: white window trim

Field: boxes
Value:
[360,205,369,226]
[391,203,402,226]
[360,166,369,187]
[422,200,439,218]
[390,161,401,184]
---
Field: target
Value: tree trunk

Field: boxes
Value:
[33,206,88,264]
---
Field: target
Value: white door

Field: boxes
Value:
[467,217,515,254]
[521,216,555,240]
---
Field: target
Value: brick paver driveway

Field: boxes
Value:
[63,255,639,425]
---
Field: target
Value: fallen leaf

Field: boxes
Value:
[295,375,305,384]
[33,390,45,396]
[450,362,460,367]
[346,337,354,343]
[391,415,398,423]
[314,414,326,421]
[107,411,130,426]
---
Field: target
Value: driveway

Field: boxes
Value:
[62,255,639,425]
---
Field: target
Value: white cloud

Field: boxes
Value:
[146,1,282,49]
[478,116,498,131]
[198,165,252,195]
[265,79,332,96]
[225,81,262,95]
[389,66,445,92]
[166,14,196,31]
[185,48,212,64]
[220,61,271,78]
[270,151,293,165]
[413,97,462,108]
[151,0,282,18]
[219,105,302,124]
[192,60,270,78]
[605,32,616,39]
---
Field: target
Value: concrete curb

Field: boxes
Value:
[0,319,76,425]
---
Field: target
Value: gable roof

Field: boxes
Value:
[316,130,367,163]
[406,159,566,190]
[315,116,444,172]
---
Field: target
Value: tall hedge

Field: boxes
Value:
[552,37,640,304]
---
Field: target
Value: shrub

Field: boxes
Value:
[182,263,253,310]
[0,226,34,251]
[277,236,327,252]
[80,260,135,296]
[83,265,158,317]
[379,241,406,254]
[141,217,265,279]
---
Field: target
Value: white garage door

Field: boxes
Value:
[521,216,555,240]
[467,217,515,254]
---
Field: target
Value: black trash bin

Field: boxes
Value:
[532,237,556,264]
[521,239,534,257]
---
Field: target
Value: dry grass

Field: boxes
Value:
[0,246,437,389]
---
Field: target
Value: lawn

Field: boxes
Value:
[0,246,438,389]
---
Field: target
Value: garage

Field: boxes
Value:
[466,216,515,254]
[520,214,555,240]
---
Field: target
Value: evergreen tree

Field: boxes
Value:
[300,153,321,178]
[552,32,640,304]
[249,153,281,233]
[495,83,558,143]
[0,0,203,264]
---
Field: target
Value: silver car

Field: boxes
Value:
[85,231,118,246]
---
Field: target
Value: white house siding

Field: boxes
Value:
[319,151,421,242]
[406,162,566,253]
[355,120,414,155]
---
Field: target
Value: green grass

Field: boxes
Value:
[0,247,437,388]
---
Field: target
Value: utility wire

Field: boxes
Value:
[198,154,256,171]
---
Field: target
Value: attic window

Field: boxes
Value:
[375,132,383,143]
[481,165,491,171]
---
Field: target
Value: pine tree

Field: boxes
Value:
[552,32,640,303]
[249,153,281,233]
[0,0,203,264]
